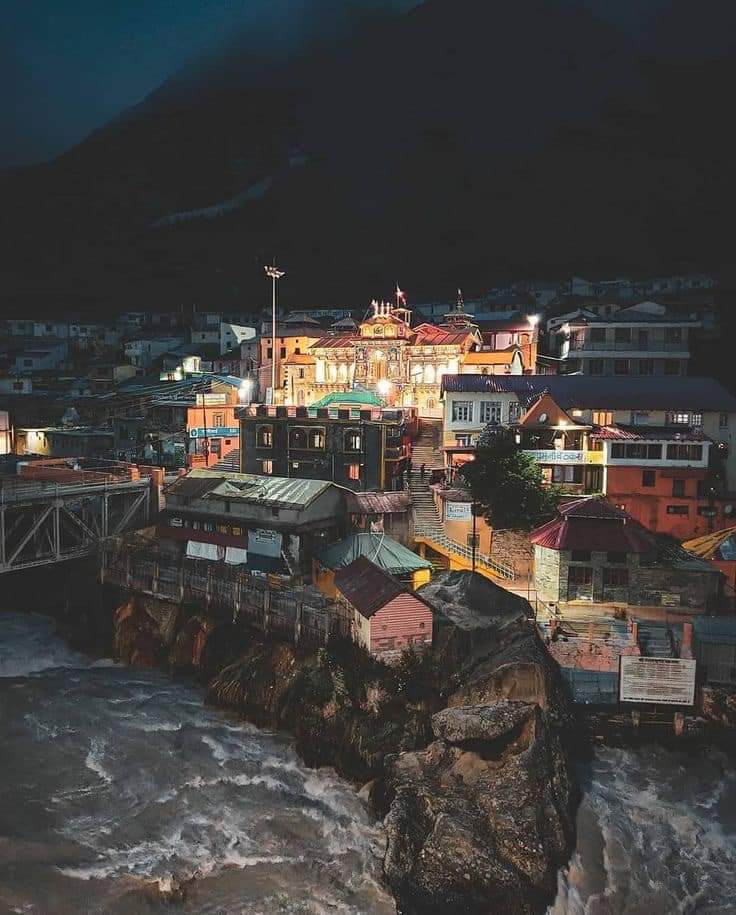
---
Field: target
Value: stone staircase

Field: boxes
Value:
[409,421,515,581]
[212,447,241,473]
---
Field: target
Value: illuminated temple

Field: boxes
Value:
[285,300,483,417]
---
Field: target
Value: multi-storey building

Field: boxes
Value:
[288,300,480,418]
[440,374,736,538]
[554,303,699,376]
[238,402,413,491]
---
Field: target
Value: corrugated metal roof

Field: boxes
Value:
[683,525,736,560]
[346,491,411,514]
[413,323,476,347]
[171,469,339,509]
[335,556,419,618]
[592,425,709,442]
[558,497,629,520]
[440,374,736,412]
[530,516,655,553]
[316,532,431,573]
[310,334,360,348]
[311,391,382,409]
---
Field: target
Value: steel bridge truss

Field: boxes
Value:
[0,480,151,574]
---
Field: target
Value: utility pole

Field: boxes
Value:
[265,264,285,403]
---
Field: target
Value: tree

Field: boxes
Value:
[459,433,561,530]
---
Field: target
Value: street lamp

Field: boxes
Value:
[377,379,392,398]
[528,314,540,327]
[265,263,285,402]
[238,378,253,404]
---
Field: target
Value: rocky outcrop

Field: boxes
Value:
[109,570,577,914]
[383,701,574,915]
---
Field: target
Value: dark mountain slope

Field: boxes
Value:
[2,0,734,312]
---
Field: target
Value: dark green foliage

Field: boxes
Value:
[461,435,561,530]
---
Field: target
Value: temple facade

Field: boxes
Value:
[286,300,481,418]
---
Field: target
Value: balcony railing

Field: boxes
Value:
[565,339,687,353]
[523,449,604,465]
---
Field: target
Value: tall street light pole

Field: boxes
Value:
[265,264,285,403]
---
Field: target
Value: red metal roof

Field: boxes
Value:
[310,334,360,348]
[412,323,476,347]
[591,424,709,442]
[530,498,655,553]
[334,556,409,617]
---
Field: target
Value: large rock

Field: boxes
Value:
[382,701,574,915]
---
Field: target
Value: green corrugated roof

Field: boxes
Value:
[316,533,432,574]
[311,391,382,409]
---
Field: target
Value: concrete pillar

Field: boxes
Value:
[681,621,694,659]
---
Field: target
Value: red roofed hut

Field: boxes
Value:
[334,556,434,659]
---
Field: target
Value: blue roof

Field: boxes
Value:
[315,533,432,574]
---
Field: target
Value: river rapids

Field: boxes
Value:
[2,611,736,914]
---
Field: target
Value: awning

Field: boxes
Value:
[186,540,223,561]
[224,546,248,565]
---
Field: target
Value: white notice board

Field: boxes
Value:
[619,656,696,706]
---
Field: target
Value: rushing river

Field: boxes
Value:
[2,612,736,915]
[0,612,393,914]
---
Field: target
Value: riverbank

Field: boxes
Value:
[104,569,578,915]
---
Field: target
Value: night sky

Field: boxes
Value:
[1,0,674,171]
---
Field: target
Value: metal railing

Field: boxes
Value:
[565,339,687,353]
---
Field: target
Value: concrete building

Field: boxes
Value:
[554,303,699,376]
[238,401,412,492]
[531,498,722,614]
[440,374,736,493]
[161,469,351,577]
[14,426,115,458]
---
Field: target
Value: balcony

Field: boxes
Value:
[565,339,688,353]
[523,449,604,466]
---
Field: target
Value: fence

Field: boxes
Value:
[101,546,348,647]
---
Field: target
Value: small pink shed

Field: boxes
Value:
[334,556,433,658]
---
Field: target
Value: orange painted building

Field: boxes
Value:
[187,389,241,468]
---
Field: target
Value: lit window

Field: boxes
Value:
[257,425,273,448]
[344,430,361,452]
[262,460,273,474]
[592,411,613,426]
[347,463,360,480]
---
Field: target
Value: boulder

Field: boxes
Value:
[382,701,574,915]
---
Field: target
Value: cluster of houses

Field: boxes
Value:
[3,270,736,718]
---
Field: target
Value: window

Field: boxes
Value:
[309,428,325,449]
[508,402,522,423]
[480,400,502,424]
[289,427,307,449]
[256,424,273,448]
[614,360,629,375]
[588,359,604,375]
[720,413,729,429]
[279,347,287,360]
[590,327,606,343]
[213,413,224,428]
[607,551,626,564]
[262,460,273,474]
[664,360,680,376]
[614,327,631,344]
[347,463,360,481]
[672,479,686,498]
[23,359,32,367]
[552,465,583,483]
[568,565,592,585]
[571,550,591,562]
[668,412,690,425]
[667,505,689,515]
[344,429,361,452]
[271,507,280,517]
[665,327,682,343]
[456,434,472,446]
[267,347,273,360]
[638,330,649,349]
[611,443,662,460]
[592,411,613,426]
[298,369,305,379]
[642,469,656,487]
[452,401,473,422]
[666,444,703,461]
[467,533,480,549]
[603,568,629,587]
[638,359,654,375]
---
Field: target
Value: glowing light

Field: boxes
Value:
[377,379,392,397]
[238,378,254,403]
[528,314,540,327]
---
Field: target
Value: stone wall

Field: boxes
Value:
[491,529,534,578]
[534,545,560,604]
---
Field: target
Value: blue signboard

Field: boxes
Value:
[190,427,239,438]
